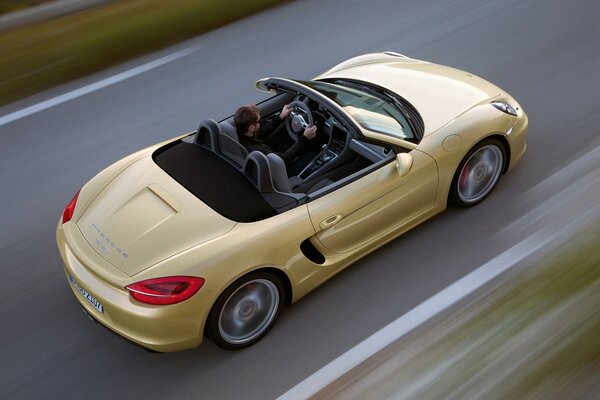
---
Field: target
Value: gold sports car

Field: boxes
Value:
[57,52,527,352]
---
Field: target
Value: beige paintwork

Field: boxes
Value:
[78,157,236,276]
[57,54,527,352]
[307,150,438,254]
[317,53,503,137]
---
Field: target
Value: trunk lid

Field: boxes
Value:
[77,157,236,276]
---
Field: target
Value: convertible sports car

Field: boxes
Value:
[57,52,527,352]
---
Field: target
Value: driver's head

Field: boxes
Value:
[234,104,260,136]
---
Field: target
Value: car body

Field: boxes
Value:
[56,52,527,352]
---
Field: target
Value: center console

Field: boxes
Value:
[298,121,347,180]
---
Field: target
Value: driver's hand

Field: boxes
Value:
[280,104,293,119]
[303,125,317,140]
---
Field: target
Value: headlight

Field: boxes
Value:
[491,101,517,116]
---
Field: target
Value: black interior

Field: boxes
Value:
[152,81,402,222]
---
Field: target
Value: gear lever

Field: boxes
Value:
[320,143,330,162]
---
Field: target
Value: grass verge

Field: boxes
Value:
[0,0,54,15]
[0,0,288,107]
[321,222,600,399]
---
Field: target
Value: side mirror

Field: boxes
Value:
[396,153,413,177]
[256,78,276,93]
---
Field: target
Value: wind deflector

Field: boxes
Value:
[153,141,276,222]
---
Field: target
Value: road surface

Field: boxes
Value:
[1,0,598,398]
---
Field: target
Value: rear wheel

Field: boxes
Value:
[450,139,506,206]
[208,272,283,350]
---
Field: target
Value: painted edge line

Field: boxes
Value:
[0,46,198,127]
[277,231,555,400]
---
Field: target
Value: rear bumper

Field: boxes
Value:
[56,220,209,352]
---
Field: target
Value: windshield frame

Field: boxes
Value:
[300,79,421,143]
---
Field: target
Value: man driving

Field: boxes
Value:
[234,104,317,173]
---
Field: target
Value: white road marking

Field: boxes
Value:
[0,46,198,127]
[277,230,561,400]
[280,142,600,399]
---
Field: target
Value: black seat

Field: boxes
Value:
[244,151,306,212]
[266,153,293,193]
[217,120,248,168]
[194,119,220,151]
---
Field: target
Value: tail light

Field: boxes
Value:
[62,191,80,224]
[126,276,205,305]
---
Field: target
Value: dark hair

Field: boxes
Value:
[234,104,260,134]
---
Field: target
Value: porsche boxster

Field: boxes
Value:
[56,52,528,351]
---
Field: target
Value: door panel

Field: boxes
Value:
[307,150,438,253]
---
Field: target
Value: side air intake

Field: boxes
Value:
[300,239,325,265]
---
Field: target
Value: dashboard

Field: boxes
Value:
[288,94,394,187]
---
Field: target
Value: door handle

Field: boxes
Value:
[320,214,343,229]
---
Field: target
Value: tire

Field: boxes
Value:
[208,272,283,350]
[450,138,506,207]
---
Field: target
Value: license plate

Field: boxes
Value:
[69,275,104,313]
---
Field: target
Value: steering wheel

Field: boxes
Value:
[286,100,314,141]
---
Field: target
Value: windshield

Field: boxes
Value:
[302,80,416,141]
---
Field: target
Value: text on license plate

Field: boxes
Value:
[69,275,104,313]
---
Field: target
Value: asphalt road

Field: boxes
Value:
[1,0,598,399]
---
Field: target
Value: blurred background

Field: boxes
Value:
[0,0,286,106]
[0,1,598,399]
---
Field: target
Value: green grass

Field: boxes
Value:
[323,222,600,399]
[414,226,600,398]
[0,0,288,106]
[498,228,600,398]
[0,0,53,15]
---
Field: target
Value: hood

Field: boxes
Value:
[77,157,236,276]
[319,60,501,136]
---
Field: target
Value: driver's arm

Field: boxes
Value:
[257,104,292,140]
[257,117,285,140]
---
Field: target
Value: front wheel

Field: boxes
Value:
[208,272,283,350]
[450,139,506,207]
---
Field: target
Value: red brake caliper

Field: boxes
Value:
[459,165,470,189]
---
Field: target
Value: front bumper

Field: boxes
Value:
[505,103,529,172]
[56,221,210,352]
